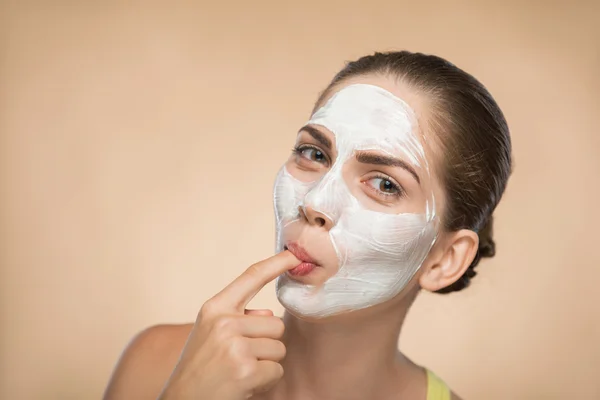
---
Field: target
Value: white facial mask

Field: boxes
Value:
[273,84,438,318]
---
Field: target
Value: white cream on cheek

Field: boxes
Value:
[273,84,438,318]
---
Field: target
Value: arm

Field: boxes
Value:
[103,324,192,400]
[105,252,297,400]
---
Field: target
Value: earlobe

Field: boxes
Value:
[419,229,479,292]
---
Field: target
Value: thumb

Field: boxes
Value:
[244,309,275,317]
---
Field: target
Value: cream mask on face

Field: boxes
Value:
[273,84,438,318]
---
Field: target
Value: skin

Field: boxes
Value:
[103,74,478,400]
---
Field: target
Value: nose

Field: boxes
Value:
[300,205,334,231]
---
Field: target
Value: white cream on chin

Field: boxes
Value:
[273,84,438,318]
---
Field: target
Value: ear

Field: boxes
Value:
[419,229,479,292]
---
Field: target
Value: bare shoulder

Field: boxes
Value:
[103,323,194,400]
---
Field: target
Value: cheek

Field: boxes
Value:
[331,209,435,272]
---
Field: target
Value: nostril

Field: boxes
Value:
[315,217,326,227]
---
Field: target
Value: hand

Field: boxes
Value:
[158,251,300,400]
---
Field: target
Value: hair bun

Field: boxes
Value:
[477,215,496,259]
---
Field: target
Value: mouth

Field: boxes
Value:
[284,242,320,277]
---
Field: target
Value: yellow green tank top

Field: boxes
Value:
[426,369,451,400]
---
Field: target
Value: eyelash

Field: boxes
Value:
[292,144,330,166]
[291,145,405,200]
[363,173,406,199]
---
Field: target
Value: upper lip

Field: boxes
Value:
[285,242,318,264]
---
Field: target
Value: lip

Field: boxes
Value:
[285,242,317,264]
[285,242,320,277]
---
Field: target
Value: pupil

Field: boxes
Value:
[314,151,323,160]
[382,180,393,191]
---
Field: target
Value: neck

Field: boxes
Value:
[268,295,424,400]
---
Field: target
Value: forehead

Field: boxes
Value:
[308,84,425,165]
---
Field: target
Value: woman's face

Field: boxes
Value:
[274,75,444,319]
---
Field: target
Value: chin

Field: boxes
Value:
[276,272,418,323]
[280,300,391,324]
[276,277,370,321]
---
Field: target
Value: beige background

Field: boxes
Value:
[1,1,599,399]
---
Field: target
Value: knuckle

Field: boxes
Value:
[212,316,237,337]
[268,340,286,361]
[271,362,284,380]
[226,336,248,359]
[276,341,287,359]
[245,262,262,278]
[271,318,285,337]
[199,300,217,318]
[234,360,257,382]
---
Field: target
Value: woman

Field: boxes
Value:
[104,51,511,400]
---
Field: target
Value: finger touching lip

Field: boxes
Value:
[212,250,300,310]
[284,242,318,265]
[284,242,322,278]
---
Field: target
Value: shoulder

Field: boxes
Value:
[103,323,194,400]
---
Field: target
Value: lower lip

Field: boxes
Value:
[288,262,317,276]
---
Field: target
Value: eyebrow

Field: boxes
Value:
[355,151,421,185]
[299,125,333,151]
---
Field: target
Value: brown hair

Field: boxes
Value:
[317,51,512,293]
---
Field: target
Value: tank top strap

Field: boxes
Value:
[426,369,451,400]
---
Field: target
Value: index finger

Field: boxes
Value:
[211,250,300,311]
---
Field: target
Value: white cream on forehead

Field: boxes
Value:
[274,84,437,318]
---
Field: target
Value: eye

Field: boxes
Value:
[363,175,404,198]
[293,144,330,167]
